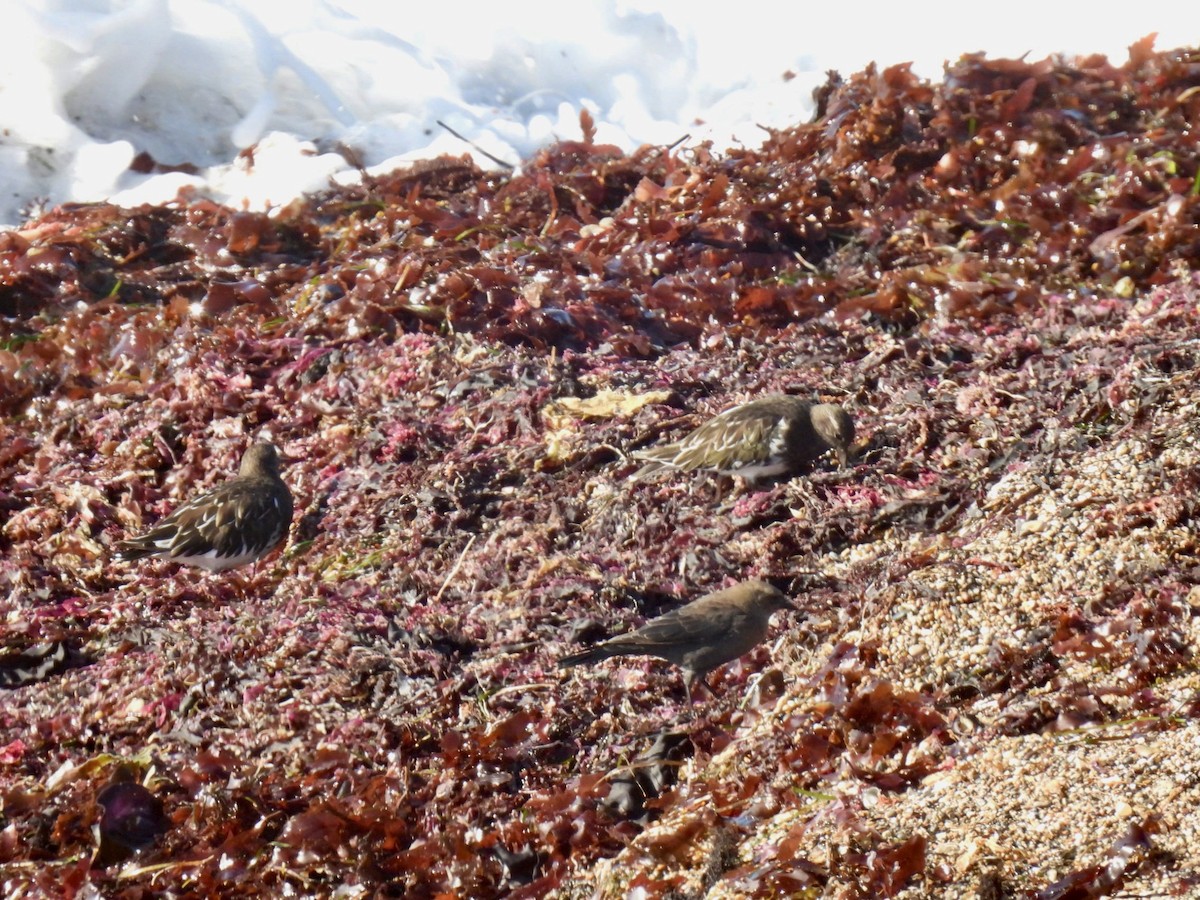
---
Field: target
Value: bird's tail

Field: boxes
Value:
[114,540,156,561]
[628,453,673,482]
[558,646,618,668]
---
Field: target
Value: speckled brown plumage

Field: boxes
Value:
[116,442,293,573]
[632,395,855,484]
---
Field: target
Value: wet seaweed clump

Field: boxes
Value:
[2,41,1200,899]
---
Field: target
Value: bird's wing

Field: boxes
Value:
[148,481,281,558]
[623,602,733,649]
[673,409,777,469]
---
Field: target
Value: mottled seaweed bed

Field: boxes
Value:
[2,41,1200,898]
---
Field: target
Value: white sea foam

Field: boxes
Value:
[0,0,1194,227]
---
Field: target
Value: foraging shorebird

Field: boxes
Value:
[631,395,855,485]
[559,579,794,704]
[116,442,293,573]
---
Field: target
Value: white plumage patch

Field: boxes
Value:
[766,418,789,457]
[171,546,268,573]
[718,458,792,480]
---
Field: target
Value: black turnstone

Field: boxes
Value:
[631,395,855,484]
[0,640,93,689]
[116,441,293,572]
[558,579,794,704]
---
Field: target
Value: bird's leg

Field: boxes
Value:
[225,560,260,601]
[712,474,743,511]
[224,569,249,602]
[682,674,718,706]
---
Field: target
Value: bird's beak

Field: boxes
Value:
[838,438,864,469]
[271,444,301,464]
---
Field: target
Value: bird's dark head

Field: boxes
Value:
[740,579,796,613]
[240,442,284,478]
[811,404,855,466]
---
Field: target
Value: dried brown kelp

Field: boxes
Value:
[2,42,1200,898]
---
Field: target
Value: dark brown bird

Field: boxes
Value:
[558,579,795,703]
[116,442,293,573]
[632,395,855,484]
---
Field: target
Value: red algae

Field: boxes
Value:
[1,45,1200,897]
